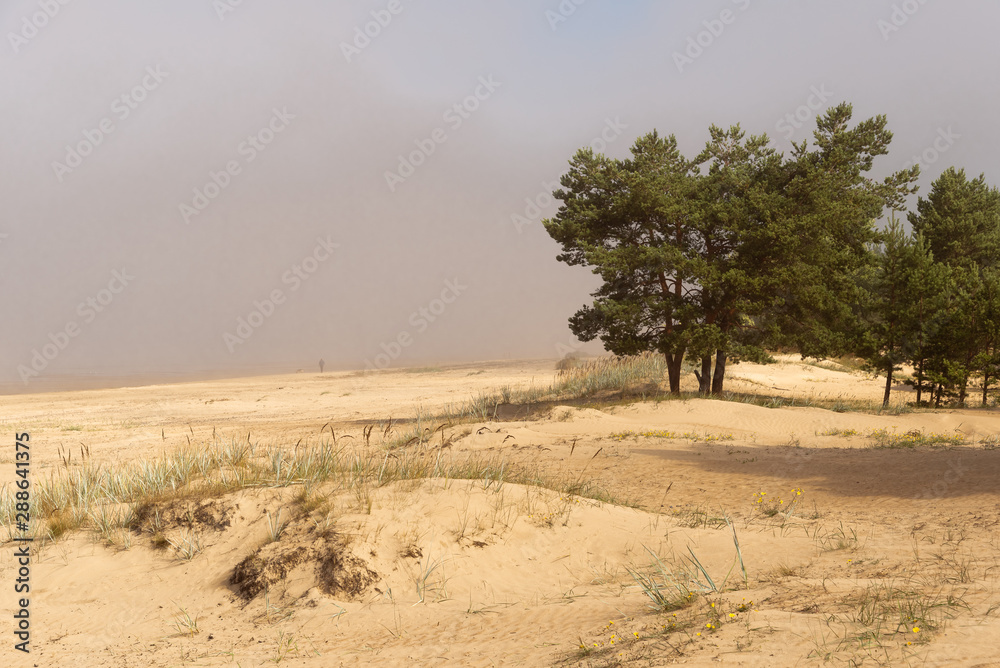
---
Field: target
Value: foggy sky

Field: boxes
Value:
[2,0,996,389]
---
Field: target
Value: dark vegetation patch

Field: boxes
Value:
[232,546,310,599]
[231,532,378,601]
[317,543,379,599]
[134,498,234,534]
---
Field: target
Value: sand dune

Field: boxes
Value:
[3,358,1000,666]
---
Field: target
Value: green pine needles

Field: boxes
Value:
[544,103,1000,408]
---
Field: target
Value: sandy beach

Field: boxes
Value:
[3,357,1000,667]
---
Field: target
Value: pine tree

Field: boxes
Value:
[908,168,1000,405]
[544,132,700,393]
[690,125,783,394]
[767,104,918,360]
[859,216,918,407]
[543,104,915,396]
[897,233,953,406]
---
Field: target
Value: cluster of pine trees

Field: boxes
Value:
[543,103,1000,407]
[864,170,1000,407]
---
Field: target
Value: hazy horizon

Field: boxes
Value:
[3,0,997,391]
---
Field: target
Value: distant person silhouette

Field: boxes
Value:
[319,358,325,373]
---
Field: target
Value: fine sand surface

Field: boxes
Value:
[3,358,1000,667]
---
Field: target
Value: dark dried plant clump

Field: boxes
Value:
[231,531,378,601]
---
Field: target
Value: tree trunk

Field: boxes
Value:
[934,382,943,408]
[697,356,712,394]
[915,360,923,406]
[711,350,727,395]
[959,349,973,407]
[882,366,893,408]
[666,353,684,394]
